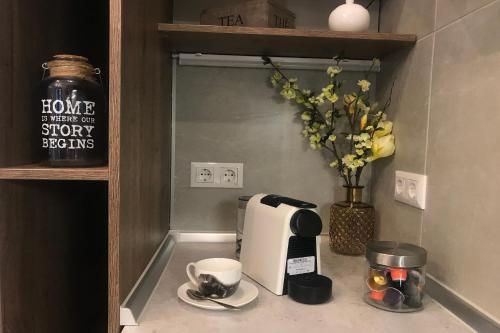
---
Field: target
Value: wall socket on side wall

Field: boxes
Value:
[190,162,244,188]
[394,170,427,210]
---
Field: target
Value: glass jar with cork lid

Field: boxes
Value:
[40,54,107,167]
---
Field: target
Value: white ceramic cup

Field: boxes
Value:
[186,258,242,298]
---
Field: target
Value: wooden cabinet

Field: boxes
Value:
[0,0,173,332]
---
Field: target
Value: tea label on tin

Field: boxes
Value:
[40,98,96,150]
[287,256,315,275]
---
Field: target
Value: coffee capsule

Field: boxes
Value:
[390,268,408,281]
[383,287,405,307]
[403,270,424,308]
[369,290,386,302]
[366,277,388,292]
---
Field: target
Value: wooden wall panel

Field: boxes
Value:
[118,0,173,303]
[108,0,173,331]
[108,0,121,329]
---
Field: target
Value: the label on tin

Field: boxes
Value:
[287,256,315,275]
[40,98,96,150]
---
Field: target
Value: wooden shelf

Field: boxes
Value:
[158,24,417,59]
[0,164,109,181]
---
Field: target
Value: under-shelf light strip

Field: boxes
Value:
[174,53,380,72]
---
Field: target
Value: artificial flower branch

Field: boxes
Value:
[263,56,396,187]
[263,56,349,184]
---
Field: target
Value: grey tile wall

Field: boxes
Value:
[424,1,500,321]
[372,36,434,244]
[436,0,497,29]
[173,66,371,232]
[380,0,436,38]
[376,0,500,324]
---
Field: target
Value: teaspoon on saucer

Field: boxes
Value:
[186,289,241,310]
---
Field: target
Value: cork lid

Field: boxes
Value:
[44,54,98,80]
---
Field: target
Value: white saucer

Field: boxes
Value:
[177,280,258,310]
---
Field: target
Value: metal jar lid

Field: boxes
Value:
[366,241,427,268]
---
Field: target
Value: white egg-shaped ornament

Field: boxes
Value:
[329,0,370,32]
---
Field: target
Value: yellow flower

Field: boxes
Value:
[357,99,370,113]
[342,154,356,164]
[309,96,325,106]
[295,95,305,104]
[309,133,321,143]
[301,112,312,121]
[327,66,342,77]
[328,134,337,142]
[370,135,395,161]
[357,79,371,92]
[374,121,393,138]
[344,93,356,105]
[307,126,317,133]
[327,93,339,103]
[271,71,282,87]
[329,160,339,168]
[310,142,322,150]
[280,82,296,100]
[360,114,368,130]
[359,133,370,141]
[344,93,357,114]
[288,78,299,89]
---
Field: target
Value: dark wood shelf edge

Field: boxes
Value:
[157,23,418,43]
[157,23,416,60]
[0,164,109,181]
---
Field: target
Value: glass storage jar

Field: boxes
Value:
[364,241,427,312]
[40,54,107,167]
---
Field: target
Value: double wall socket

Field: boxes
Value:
[394,170,427,210]
[190,162,244,188]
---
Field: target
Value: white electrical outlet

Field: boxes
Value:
[221,168,237,185]
[195,167,214,183]
[190,162,243,188]
[394,171,427,209]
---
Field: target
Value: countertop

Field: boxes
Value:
[123,238,473,333]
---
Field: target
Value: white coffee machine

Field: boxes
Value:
[240,194,326,297]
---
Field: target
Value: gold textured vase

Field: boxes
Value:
[329,186,375,255]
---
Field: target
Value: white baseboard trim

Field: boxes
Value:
[170,231,236,243]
